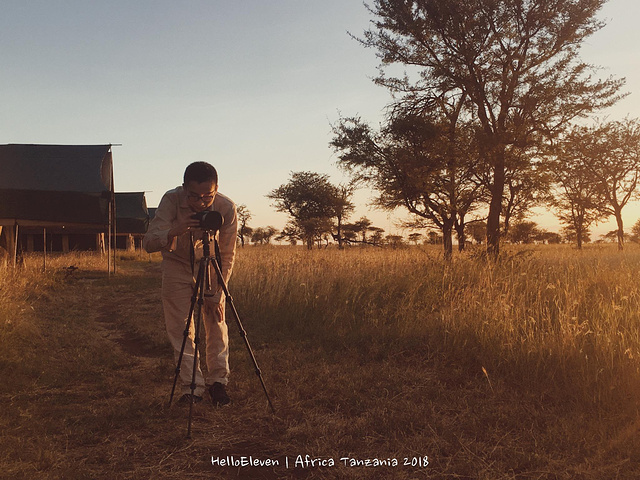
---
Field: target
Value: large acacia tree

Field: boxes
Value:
[360,0,624,258]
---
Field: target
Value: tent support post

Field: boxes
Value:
[13,222,18,268]
[43,228,47,271]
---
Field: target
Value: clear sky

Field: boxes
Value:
[2,0,639,239]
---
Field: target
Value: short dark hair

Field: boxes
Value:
[183,162,218,185]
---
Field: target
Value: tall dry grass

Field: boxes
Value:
[3,245,640,478]
[231,244,640,409]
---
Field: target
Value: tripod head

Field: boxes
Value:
[190,210,223,260]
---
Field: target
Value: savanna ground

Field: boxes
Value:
[2,244,640,479]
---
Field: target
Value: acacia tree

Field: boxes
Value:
[550,139,607,249]
[501,155,552,237]
[250,226,278,245]
[507,220,542,244]
[236,204,252,248]
[340,216,386,246]
[267,172,354,249]
[360,0,624,258]
[576,118,640,250]
[630,219,640,243]
[331,111,482,259]
[331,183,357,249]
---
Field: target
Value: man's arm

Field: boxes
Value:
[218,201,238,285]
[209,199,238,302]
[144,190,202,254]
[143,193,177,253]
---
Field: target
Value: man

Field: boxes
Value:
[143,162,237,406]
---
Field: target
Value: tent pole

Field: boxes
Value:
[107,222,112,277]
[13,222,18,268]
[112,163,116,276]
[43,227,47,271]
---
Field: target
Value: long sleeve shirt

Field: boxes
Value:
[143,186,238,302]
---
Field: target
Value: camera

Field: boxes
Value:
[191,210,224,231]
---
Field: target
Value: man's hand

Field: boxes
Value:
[168,210,200,239]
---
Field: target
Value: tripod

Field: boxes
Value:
[168,230,275,438]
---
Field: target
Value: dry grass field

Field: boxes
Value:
[2,244,640,479]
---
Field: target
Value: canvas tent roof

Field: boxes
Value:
[0,144,113,227]
[115,192,149,234]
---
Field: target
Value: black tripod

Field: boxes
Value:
[168,229,275,438]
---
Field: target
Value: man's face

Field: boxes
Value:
[184,180,217,212]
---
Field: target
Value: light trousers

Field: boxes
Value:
[162,260,229,396]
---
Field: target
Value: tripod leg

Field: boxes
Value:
[168,258,205,407]
[168,295,197,407]
[210,255,276,414]
[187,258,207,439]
[226,293,276,414]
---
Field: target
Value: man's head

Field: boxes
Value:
[183,162,218,212]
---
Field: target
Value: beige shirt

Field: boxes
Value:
[143,186,238,300]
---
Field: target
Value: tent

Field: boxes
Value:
[14,192,150,253]
[115,192,148,234]
[115,192,149,250]
[0,144,115,271]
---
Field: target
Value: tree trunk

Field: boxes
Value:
[443,218,454,260]
[615,210,625,251]
[455,215,466,252]
[487,153,506,260]
[336,216,344,250]
[576,221,583,250]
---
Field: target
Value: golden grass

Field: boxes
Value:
[232,244,640,408]
[2,245,640,479]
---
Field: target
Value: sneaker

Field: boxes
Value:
[209,382,230,406]
[177,393,203,405]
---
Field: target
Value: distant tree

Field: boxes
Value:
[631,219,640,243]
[562,225,591,245]
[368,227,385,246]
[236,204,252,248]
[408,232,422,245]
[275,223,301,246]
[331,183,357,249]
[466,221,487,245]
[340,223,360,244]
[577,118,640,250]
[352,217,373,243]
[426,231,443,245]
[251,226,278,245]
[268,172,351,249]
[507,221,542,244]
[537,231,563,245]
[550,135,608,250]
[331,112,482,260]
[600,230,631,244]
[385,234,405,249]
[359,0,625,259]
[502,159,552,238]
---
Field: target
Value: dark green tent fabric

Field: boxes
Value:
[115,192,149,234]
[0,144,113,226]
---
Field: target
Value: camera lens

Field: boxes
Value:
[192,211,224,231]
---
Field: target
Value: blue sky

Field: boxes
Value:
[2,0,640,238]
